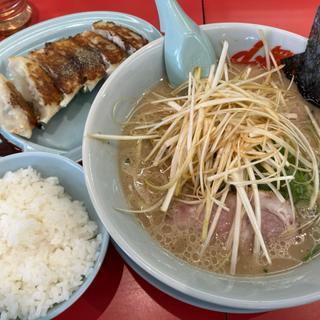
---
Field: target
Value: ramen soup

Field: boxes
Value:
[93,43,320,276]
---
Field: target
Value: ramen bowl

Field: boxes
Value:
[83,23,320,312]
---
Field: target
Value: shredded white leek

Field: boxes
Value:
[91,39,320,275]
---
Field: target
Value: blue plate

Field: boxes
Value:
[0,11,161,162]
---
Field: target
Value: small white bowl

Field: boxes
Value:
[83,23,320,312]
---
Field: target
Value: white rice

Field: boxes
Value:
[0,167,101,320]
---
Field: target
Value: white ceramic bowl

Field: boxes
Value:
[83,23,320,312]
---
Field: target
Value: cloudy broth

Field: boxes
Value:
[119,66,320,275]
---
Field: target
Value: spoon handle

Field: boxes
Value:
[155,0,216,86]
[155,0,199,34]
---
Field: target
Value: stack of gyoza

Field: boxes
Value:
[0,21,148,138]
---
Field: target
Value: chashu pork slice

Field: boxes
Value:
[44,38,107,93]
[0,74,37,138]
[29,46,82,107]
[8,56,62,124]
[170,191,295,248]
[72,31,127,75]
[92,21,148,55]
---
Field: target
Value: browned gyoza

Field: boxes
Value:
[92,21,148,55]
[46,37,107,92]
[0,20,149,138]
[0,74,37,138]
[29,37,106,106]
[72,31,127,74]
[29,45,82,107]
[8,56,62,124]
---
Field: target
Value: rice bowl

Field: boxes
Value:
[0,152,108,319]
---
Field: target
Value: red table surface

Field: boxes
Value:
[1,1,320,319]
[28,0,203,31]
[203,0,319,37]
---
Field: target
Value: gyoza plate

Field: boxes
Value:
[0,11,161,162]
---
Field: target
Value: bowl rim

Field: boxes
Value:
[0,151,109,319]
[83,22,320,311]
